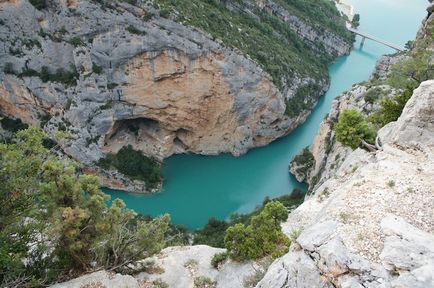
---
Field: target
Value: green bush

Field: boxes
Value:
[194,218,229,247]
[285,84,322,117]
[224,201,290,261]
[92,63,103,74]
[98,145,162,189]
[18,68,39,77]
[0,128,169,286]
[3,62,14,74]
[291,147,315,179]
[351,14,360,28]
[369,86,414,127]
[335,109,376,149]
[194,276,216,288]
[20,65,79,86]
[193,189,304,248]
[364,87,384,104]
[126,25,146,35]
[0,117,29,133]
[69,37,84,47]
[211,252,229,268]
[29,0,47,10]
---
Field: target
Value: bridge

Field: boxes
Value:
[347,27,405,52]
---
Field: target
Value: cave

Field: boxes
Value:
[104,117,162,149]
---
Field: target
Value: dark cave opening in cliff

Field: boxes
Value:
[104,117,161,145]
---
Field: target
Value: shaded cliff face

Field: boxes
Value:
[0,0,351,191]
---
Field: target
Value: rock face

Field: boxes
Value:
[0,0,351,191]
[268,16,434,283]
[136,245,259,288]
[49,245,261,288]
[258,215,434,288]
[277,11,434,287]
[49,270,139,288]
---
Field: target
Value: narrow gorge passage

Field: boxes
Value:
[106,0,427,229]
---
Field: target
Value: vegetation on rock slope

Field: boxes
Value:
[0,128,169,287]
[97,145,162,189]
[334,16,434,149]
[194,189,304,248]
[224,201,290,261]
[156,0,352,90]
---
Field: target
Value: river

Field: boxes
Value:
[105,0,427,229]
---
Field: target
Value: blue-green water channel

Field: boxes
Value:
[106,0,427,229]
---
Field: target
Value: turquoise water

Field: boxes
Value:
[106,0,427,229]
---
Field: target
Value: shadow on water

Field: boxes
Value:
[105,0,427,229]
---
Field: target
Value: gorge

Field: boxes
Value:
[1,0,433,287]
[106,0,427,229]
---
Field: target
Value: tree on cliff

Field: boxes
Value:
[224,201,290,261]
[0,128,169,286]
[351,14,360,28]
[335,109,376,149]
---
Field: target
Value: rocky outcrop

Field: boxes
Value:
[262,75,434,287]
[49,245,263,288]
[258,215,434,288]
[0,0,351,192]
[282,10,434,282]
[136,245,260,288]
[49,271,139,288]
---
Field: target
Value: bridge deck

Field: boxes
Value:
[347,27,404,52]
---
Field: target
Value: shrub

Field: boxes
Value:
[159,8,170,18]
[20,65,78,86]
[194,218,228,248]
[3,62,14,74]
[351,14,360,28]
[388,51,434,90]
[211,252,229,268]
[0,128,169,286]
[126,25,146,35]
[194,276,216,288]
[18,68,39,77]
[29,0,47,10]
[285,84,321,117]
[291,147,315,180]
[335,109,376,149]
[152,279,169,288]
[194,189,304,249]
[97,145,162,189]
[69,36,84,47]
[92,63,103,74]
[224,201,290,261]
[364,87,384,104]
[369,86,413,127]
[0,116,28,132]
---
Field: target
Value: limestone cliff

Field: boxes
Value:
[259,80,434,288]
[46,4,434,288]
[0,0,351,192]
[48,79,434,288]
[269,8,434,287]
